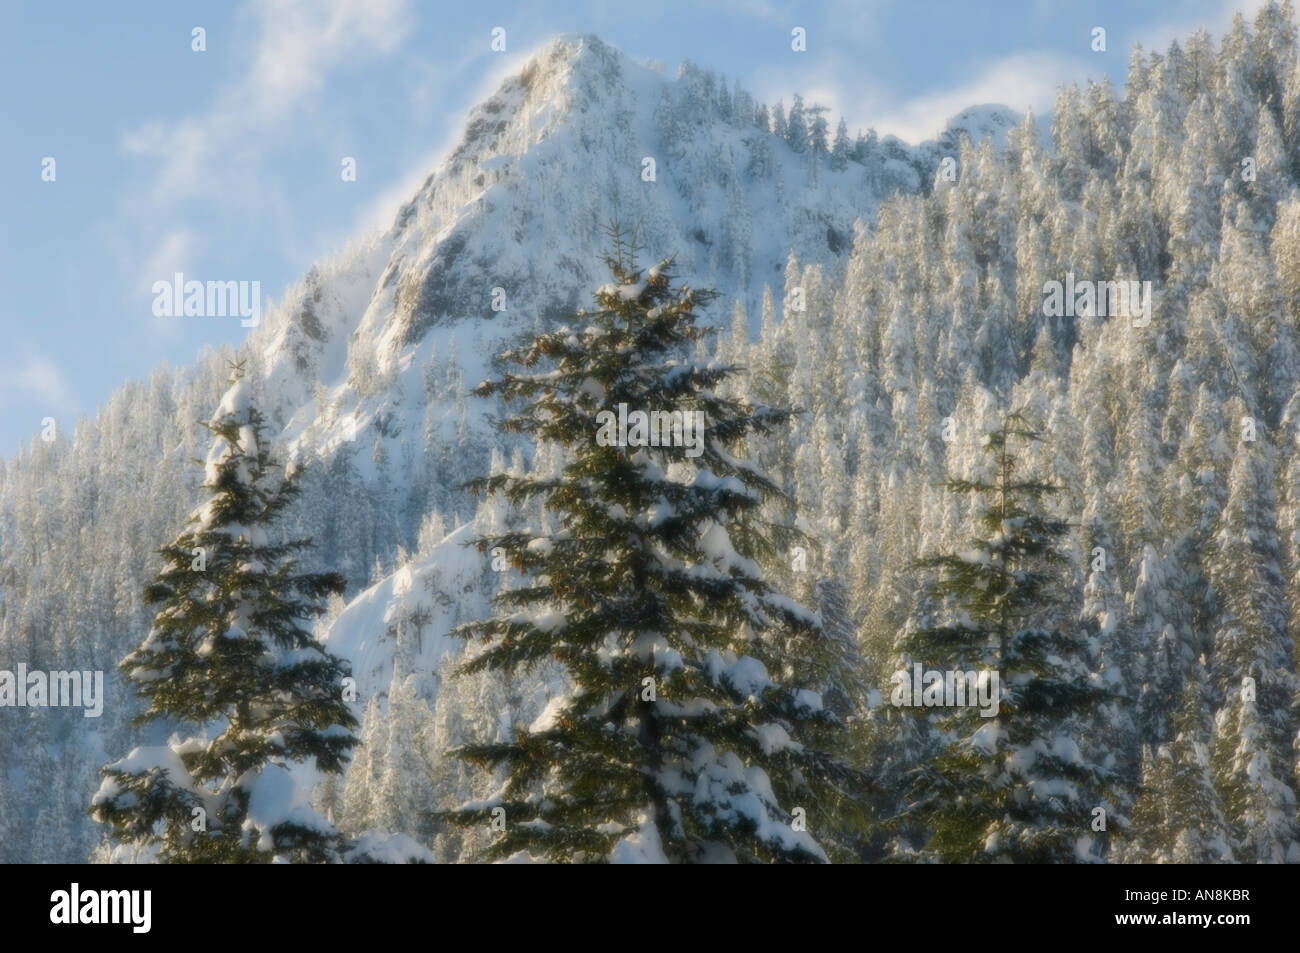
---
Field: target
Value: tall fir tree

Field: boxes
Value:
[1207,442,1300,862]
[891,413,1116,862]
[440,231,867,862]
[786,94,810,153]
[808,104,830,154]
[91,368,358,863]
[772,99,788,141]
[830,117,851,171]
[1123,672,1233,863]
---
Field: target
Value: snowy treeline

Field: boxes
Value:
[723,3,1300,862]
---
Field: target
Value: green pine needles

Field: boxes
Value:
[441,231,867,862]
[92,367,358,863]
[893,412,1118,863]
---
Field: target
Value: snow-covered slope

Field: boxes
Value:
[934,104,1023,153]
[250,33,1029,830]
[0,31,1025,863]
[280,31,1002,779]
[246,34,1010,489]
[324,523,485,706]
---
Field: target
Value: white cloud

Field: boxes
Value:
[111,0,417,342]
[755,47,1092,146]
[122,0,414,207]
[135,229,199,340]
[245,0,409,115]
[139,229,196,293]
[0,353,76,414]
[818,0,896,45]
[866,51,1094,143]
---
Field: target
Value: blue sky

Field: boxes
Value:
[0,0,1264,456]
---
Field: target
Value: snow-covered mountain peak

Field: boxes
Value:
[245,33,1038,537]
[936,104,1024,151]
[253,32,945,481]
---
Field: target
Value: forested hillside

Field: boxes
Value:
[5,6,1300,862]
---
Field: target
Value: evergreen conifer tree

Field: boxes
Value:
[787,94,810,153]
[892,413,1115,862]
[1207,442,1300,862]
[441,231,867,862]
[808,104,830,154]
[91,367,358,863]
[1124,674,1233,863]
[831,118,850,171]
